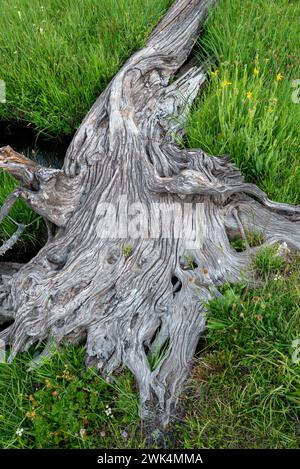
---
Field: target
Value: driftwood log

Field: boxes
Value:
[0,0,299,427]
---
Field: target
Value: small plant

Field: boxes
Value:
[182,253,198,270]
[148,343,169,371]
[230,231,264,252]
[247,231,264,247]
[123,243,133,258]
[230,236,247,252]
[254,245,285,275]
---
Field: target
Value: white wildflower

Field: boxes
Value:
[16,428,24,437]
[276,242,290,257]
[105,405,112,417]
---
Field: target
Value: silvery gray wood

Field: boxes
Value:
[0,0,299,426]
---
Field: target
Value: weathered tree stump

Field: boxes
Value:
[0,0,299,427]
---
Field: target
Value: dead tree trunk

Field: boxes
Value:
[0,0,299,427]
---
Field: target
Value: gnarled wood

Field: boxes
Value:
[0,0,299,427]
[0,145,82,227]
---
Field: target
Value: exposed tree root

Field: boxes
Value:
[0,0,299,427]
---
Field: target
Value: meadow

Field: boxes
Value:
[187,0,300,205]
[0,0,299,449]
[0,0,171,245]
[0,0,171,135]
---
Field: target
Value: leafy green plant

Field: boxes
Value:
[254,245,286,275]
[182,254,198,270]
[147,343,169,371]
[230,231,264,252]
[123,243,133,258]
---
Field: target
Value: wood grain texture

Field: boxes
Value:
[0,0,299,427]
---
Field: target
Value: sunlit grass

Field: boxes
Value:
[0,0,171,245]
[187,0,300,204]
[0,0,171,135]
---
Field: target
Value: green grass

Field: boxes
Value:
[179,250,300,449]
[0,173,43,251]
[0,0,171,136]
[0,0,171,246]
[187,0,300,204]
[0,348,142,449]
[1,248,299,448]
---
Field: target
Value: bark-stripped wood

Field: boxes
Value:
[0,0,299,427]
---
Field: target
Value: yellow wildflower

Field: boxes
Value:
[253,67,259,76]
[211,69,219,77]
[276,72,283,81]
[221,80,232,87]
[246,91,253,99]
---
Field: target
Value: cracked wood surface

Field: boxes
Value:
[0,0,299,427]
